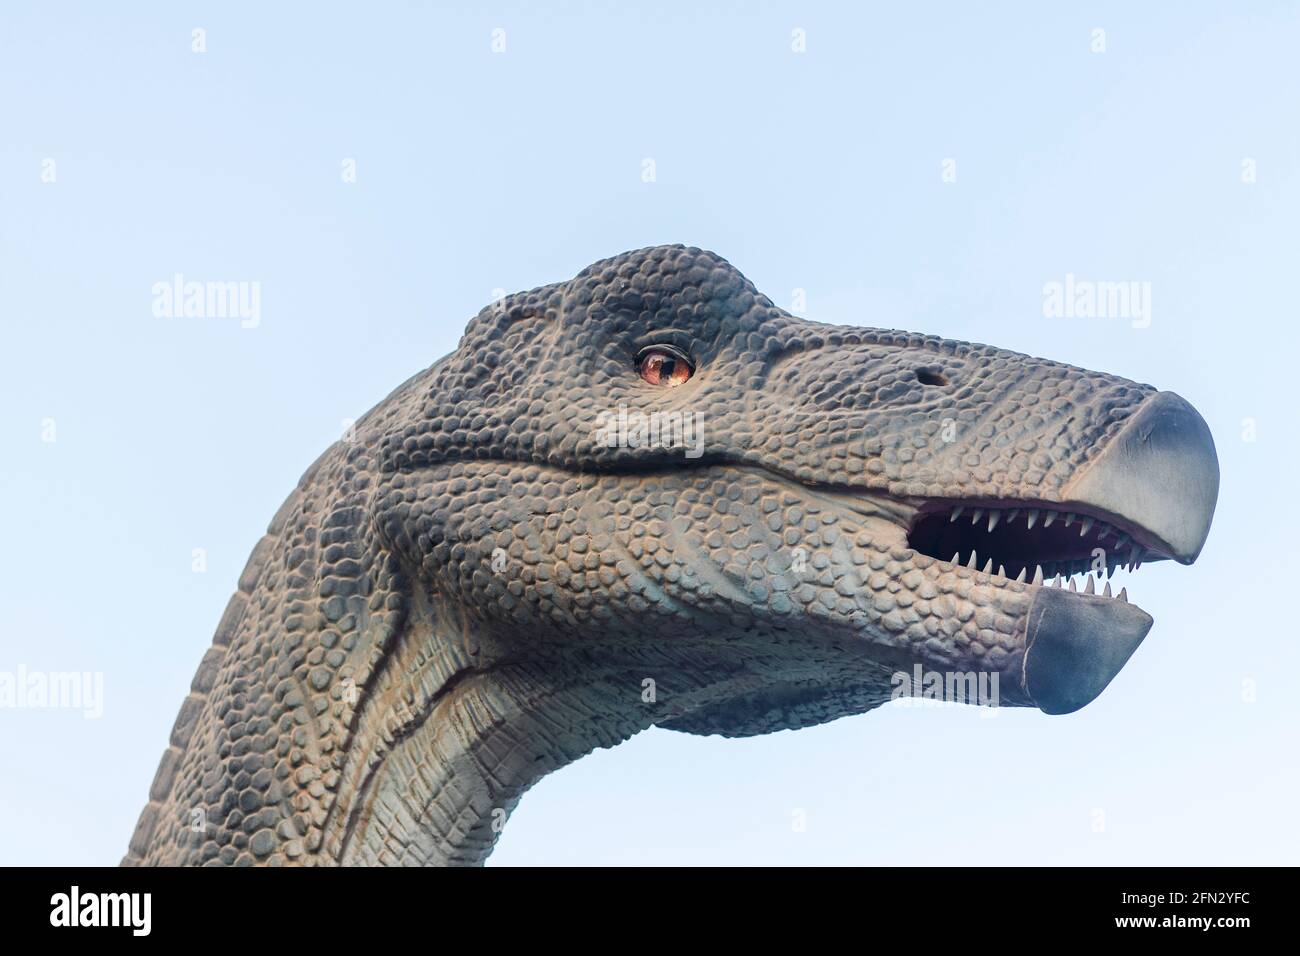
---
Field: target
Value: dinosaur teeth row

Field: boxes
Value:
[1042,573,1128,602]
[951,550,1145,579]
[946,554,1129,601]
[948,504,1147,573]
[949,504,1138,553]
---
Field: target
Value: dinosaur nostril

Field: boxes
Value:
[916,369,949,387]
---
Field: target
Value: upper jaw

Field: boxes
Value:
[1060,391,1219,565]
[906,390,1219,594]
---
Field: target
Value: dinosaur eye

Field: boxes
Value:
[637,345,694,387]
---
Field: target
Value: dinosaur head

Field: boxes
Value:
[368,245,1218,735]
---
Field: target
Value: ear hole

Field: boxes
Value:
[916,369,949,387]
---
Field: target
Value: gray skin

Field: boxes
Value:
[124,245,1219,867]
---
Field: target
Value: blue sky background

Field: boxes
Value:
[2,1,1297,865]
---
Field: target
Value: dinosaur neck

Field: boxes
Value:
[329,592,768,866]
[330,599,655,866]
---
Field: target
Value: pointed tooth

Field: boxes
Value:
[1068,577,1077,592]
[1015,567,1027,583]
[1118,587,1128,603]
[1098,524,1110,541]
[1128,545,1140,565]
[1032,565,1044,585]
[967,551,978,570]
[987,511,1000,532]
[950,507,963,522]
[951,552,961,565]
[1084,575,1095,594]
[1026,509,1039,529]
[1063,512,1076,528]
[982,558,993,574]
[1053,574,1063,588]
[971,508,983,525]
[1079,517,1094,537]
[1044,510,1056,527]
[1134,556,1143,572]
[1007,509,1019,523]
[998,564,1006,578]
[1103,581,1112,598]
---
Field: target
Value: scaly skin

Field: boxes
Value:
[125,245,1218,866]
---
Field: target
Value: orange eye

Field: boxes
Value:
[637,346,694,387]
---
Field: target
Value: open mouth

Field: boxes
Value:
[899,391,1221,714]
[795,391,1217,714]
[905,391,1221,614]
[907,499,1169,714]
[908,503,1157,597]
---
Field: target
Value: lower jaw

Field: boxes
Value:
[1018,585,1154,714]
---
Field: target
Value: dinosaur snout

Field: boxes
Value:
[1020,390,1218,714]
[1062,391,1220,564]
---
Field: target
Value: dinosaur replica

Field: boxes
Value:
[125,245,1219,866]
